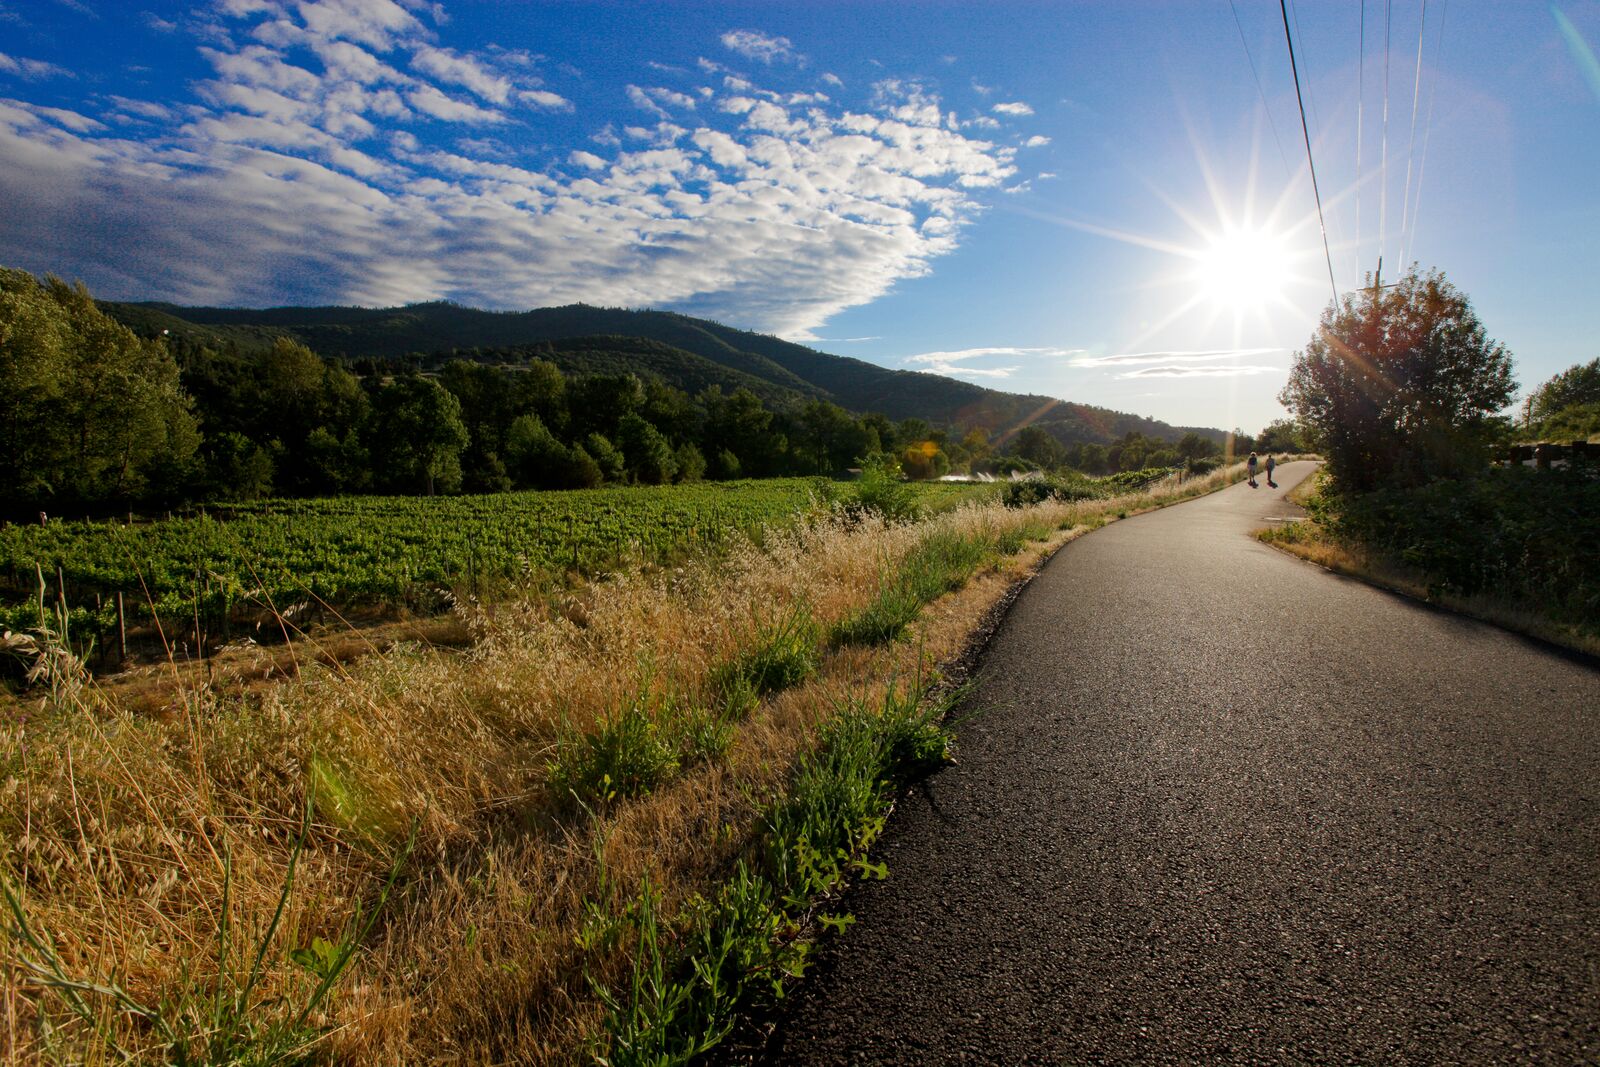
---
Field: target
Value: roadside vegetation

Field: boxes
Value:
[1264,268,1599,652]
[1,462,1247,1064]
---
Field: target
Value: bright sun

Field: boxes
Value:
[1193,225,1294,315]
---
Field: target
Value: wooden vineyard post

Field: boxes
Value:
[117,592,127,662]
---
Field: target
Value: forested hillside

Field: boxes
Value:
[2,267,1242,513]
[105,300,1226,447]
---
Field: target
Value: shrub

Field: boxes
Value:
[1324,466,1600,627]
[1000,474,1099,508]
[848,456,921,523]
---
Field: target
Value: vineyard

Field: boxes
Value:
[0,478,994,658]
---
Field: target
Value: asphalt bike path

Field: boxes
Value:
[766,461,1598,1064]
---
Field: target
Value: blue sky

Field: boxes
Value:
[2,1,1596,434]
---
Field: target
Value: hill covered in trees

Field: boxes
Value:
[104,299,1226,449]
[3,266,1252,514]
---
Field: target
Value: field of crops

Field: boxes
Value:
[0,479,994,655]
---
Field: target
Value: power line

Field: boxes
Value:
[1380,0,1392,271]
[1356,0,1366,278]
[1279,0,1339,302]
[1398,0,1429,272]
[1403,0,1447,268]
[1227,0,1294,179]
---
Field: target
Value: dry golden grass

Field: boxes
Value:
[2,465,1247,1065]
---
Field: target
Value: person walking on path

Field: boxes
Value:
[1247,451,1259,487]
[1265,453,1277,487]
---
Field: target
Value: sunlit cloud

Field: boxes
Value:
[720,28,803,66]
[0,0,1032,339]
[1071,347,1284,367]
[903,345,1083,379]
[1118,365,1284,379]
[992,101,1033,116]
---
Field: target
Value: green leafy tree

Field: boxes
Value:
[1521,358,1600,440]
[1176,432,1219,461]
[900,443,950,480]
[616,413,678,485]
[370,376,469,495]
[1256,418,1311,453]
[674,442,707,483]
[1012,426,1065,469]
[583,432,626,482]
[701,387,784,477]
[0,269,199,506]
[1280,268,1516,491]
[208,431,275,499]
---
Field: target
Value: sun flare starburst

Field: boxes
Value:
[1192,225,1295,315]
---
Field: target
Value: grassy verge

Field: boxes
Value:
[1257,467,1600,657]
[1,463,1249,1064]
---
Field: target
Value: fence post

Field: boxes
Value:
[117,592,127,662]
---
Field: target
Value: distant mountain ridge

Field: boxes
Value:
[105,300,1227,447]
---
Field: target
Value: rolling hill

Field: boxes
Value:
[103,300,1227,447]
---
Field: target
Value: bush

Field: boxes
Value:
[1325,465,1600,627]
[1096,467,1174,494]
[1000,474,1099,508]
[848,460,920,523]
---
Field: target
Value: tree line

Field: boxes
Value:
[4,268,1305,515]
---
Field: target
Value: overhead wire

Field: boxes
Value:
[1403,0,1448,270]
[1398,0,1430,272]
[1356,0,1366,280]
[1278,0,1339,302]
[1380,0,1392,276]
[1227,0,1295,179]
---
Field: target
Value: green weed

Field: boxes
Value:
[591,685,955,1065]
[831,529,989,648]
[711,606,820,702]
[549,702,680,810]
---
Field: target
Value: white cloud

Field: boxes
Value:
[1118,365,1284,379]
[720,28,802,66]
[1070,348,1283,367]
[518,88,571,110]
[407,83,504,123]
[821,72,842,88]
[0,7,1026,340]
[903,345,1083,379]
[0,51,74,80]
[627,84,695,118]
[108,95,175,121]
[992,101,1033,116]
[1022,134,1050,147]
[411,45,512,103]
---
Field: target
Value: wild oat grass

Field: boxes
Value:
[2,464,1247,1064]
